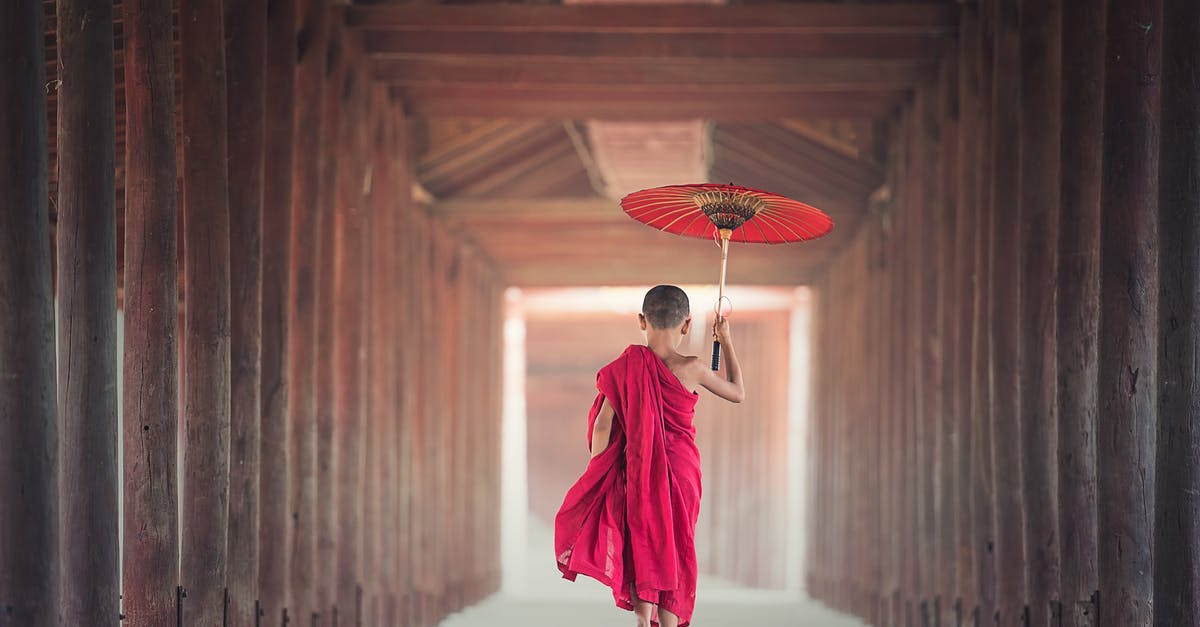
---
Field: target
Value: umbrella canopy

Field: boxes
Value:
[620,183,834,245]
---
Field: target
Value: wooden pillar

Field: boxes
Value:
[55,0,119,622]
[1155,0,1200,622]
[260,0,297,620]
[180,0,234,621]
[1016,0,1063,625]
[121,0,180,623]
[335,56,369,626]
[0,2,58,625]
[288,0,328,621]
[225,0,268,623]
[1096,0,1161,625]
[314,21,344,623]
[1056,1,1104,625]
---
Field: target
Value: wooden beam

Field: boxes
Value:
[179,0,233,621]
[433,197,618,225]
[224,0,267,623]
[372,57,934,90]
[56,0,119,623]
[0,2,58,625]
[363,30,946,61]
[1097,0,1161,625]
[121,0,180,624]
[398,86,904,120]
[346,4,958,35]
[1155,0,1200,622]
[258,0,295,620]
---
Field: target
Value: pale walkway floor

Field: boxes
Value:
[438,520,866,627]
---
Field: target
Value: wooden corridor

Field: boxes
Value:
[1,1,1198,627]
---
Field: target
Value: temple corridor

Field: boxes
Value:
[2,1,1198,626]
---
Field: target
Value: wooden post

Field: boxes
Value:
[1097,0,1161,625]
[288,0,328,622]
[260,0,297,620]
[1056,1,1104,625]
[0,2,59,625]
[180,0,234,621]
[314,22,344,623]
[225,0,268,623]
[121,0,180,623]
[1155,0,1200,622]
[1016,0,1063,625]
[55,0,119,622]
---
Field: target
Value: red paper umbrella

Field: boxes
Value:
[620,183,834,369]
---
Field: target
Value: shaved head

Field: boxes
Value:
[642,285,691,329]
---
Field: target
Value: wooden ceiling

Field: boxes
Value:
[363,2,956,286]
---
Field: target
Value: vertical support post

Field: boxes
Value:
[180,0,233,621]
[56,0,119,622]
[1017,0,1063,625]
[1155,0,1200,622]
[122,0,180,623]
[1056,1,1104,624]
[260,0,297,619]
[226,0,268,623]
[0,2,58,625]
[1096,0,1161,625]
[288,0,329,621]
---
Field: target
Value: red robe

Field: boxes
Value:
[555,345,702,626]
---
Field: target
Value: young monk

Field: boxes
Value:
[555,285,745,627]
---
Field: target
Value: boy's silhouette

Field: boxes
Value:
[555,285,745,627]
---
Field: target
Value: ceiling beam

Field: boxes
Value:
[371,57,936,91]
[362,30,947,60]
[432,197,620,227]
[346,4,958,36]
[395,86,906,120]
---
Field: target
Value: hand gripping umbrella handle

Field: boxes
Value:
[711,340,721,371]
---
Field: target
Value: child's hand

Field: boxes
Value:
[713,315,733,345]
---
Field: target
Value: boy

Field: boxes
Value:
[555,285,745,627]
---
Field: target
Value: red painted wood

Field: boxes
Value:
[225,0,268,623]
[0,2,59,624]
[1096,0,1161,625]
[55,0,120,622]
[1017,0,1063,624]
[1155,0,1200,621]
[120,0,180,623]
[259,0,297,620]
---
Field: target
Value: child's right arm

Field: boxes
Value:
[590,398,616,458]
[698,315,745,403]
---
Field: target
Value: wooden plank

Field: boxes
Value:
[120,0,180,623]
[399,86,902,120]
[224,1,267,624]
[1155,0,1200,622]
[1056,0,1104,624]
[258,0,296,621]
[372,57,933,90]
[0,2,58,625]
[288,0,328,623]
[55,0,119,623]
[433,197,618,224]
[179,0,233,621]
[1096,0,1161,625]
[347,3,959,35]
[1017,0,1063,624]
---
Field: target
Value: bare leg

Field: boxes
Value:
[657,606,680,627]
[631,584,655,627]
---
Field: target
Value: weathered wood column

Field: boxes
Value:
[260,0,297,621]
[180,0,233,621]
[0,2,59,625]
[121,0,180,623]
[1096,0,1161,625]
[55,0,119,622]
[288,0,328,621]
[1017,0,1062,624]
[1056,1,1104,624]
[225,0,268,623]
[1155,1,1200,622]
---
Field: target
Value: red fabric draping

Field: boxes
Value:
[555,345,702,626]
